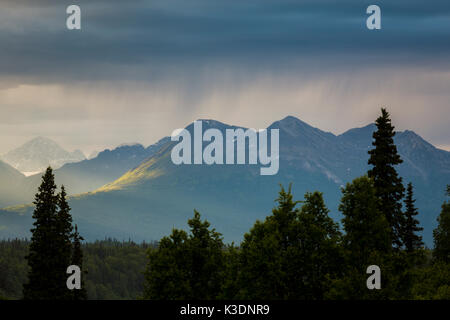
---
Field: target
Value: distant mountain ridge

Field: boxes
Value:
[0,160,26,208]
[0,137,170,208]
[33,137,171,194]
[1,137,85,174]
[0,116,448,246]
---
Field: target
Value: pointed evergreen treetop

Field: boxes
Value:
[368,108,403,168]
[24,167,60,299]
[54,185,75,299]
[403,182,423,252]
[71,224,87,300]
[23,167,79,300]
[272,184,300,246]
[368,108,405,248]
[57,185,73,241]
[32,167,58,223]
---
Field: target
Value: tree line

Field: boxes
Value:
[0,108,448,300]
[0,239,154,300]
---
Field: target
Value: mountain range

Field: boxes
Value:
[0,137,170,208]
[0,116,448,246]
[0,137,85,174]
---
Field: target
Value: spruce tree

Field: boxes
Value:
[433,187,450,263]
[54,185,74,299]
[368,108,405,248]
[402,183,423,252]
[23,167,60,299]
[23,169,78,300]
[71,225,87,300]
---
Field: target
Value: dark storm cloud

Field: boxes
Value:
[1,0,450,83]
[1,0,449,155]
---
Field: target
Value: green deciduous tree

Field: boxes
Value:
[187,211,225,299]
[143,210,225,300]
[410,261,450,299]
[238,185,342,299]
[368,108,405,248]
[291,191,343,299]
[340,176,391,262]
[218,244,240,299]
[143,229,190,299]
[328,176,395,299]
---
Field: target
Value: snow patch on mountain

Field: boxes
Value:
[1,137,86,173]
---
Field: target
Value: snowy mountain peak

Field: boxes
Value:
[1,137,86,174]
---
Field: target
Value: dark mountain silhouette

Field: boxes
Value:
[0,116,448,245]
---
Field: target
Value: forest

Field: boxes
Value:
[0,108,449,300]
[0,239,155,300]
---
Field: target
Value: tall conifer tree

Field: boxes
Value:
[433,186,450,263]
[23,169,78,299]
[368,108,405,248]
[402,183,423,252]
[55,185,74,299]
[71,225,87,300]
[23,167,60,299]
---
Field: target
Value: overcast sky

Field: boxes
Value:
[1,0,449,155]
